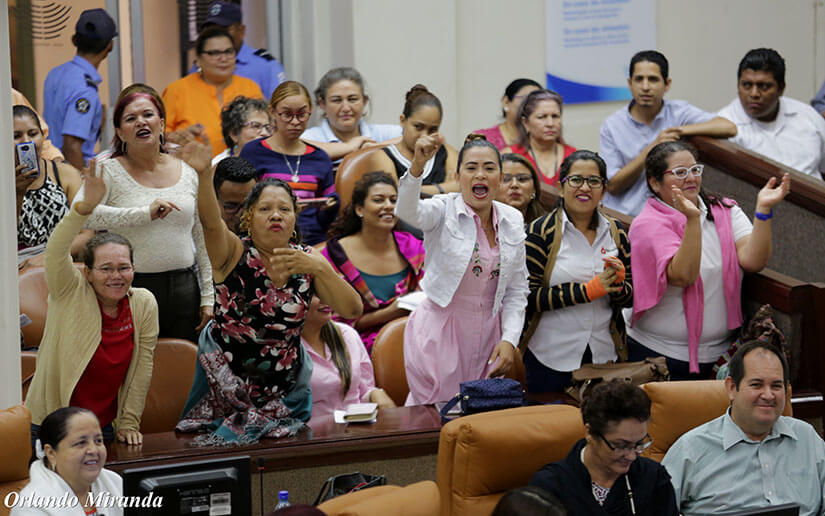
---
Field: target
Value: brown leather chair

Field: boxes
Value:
[18,266,49,349]
[18,263,86,349]
[437,404,585,516]
[140,338,198,434]
[335,142,395,208]
[371,316,409,406]
[20,351,37,402]
[0,405,32,516]
[318,481,439,516]
[641,379,792,462]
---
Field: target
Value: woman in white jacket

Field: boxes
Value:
[396,133,529,405]
[11,407,123,516]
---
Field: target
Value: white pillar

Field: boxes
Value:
[1,3,22,410]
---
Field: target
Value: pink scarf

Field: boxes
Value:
[630,197,743,373]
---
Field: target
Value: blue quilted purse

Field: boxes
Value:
[439,378,525,423]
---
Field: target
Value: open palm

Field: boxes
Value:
[756,173,791,211]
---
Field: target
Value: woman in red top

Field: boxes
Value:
[503,90,576,186]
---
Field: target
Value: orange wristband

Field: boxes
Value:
[584,276,608,300]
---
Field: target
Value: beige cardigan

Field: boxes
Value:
[25,205,159,431]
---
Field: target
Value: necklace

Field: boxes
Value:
[282,152,301,183]
[529,143,560,182]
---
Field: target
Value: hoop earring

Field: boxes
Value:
[120,141,127,155]
[291,230,298,241]
[159,133,165,146]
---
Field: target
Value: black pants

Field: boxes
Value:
[626,335,716,380]
[133,266,201,343]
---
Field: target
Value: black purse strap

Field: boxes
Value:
[439,393,462,424]
[313,476,334,506]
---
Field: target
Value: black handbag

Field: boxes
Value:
[439,378,525,423]
[313,471,387,505]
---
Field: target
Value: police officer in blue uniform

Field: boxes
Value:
[43,8,117,170]
[190,1,286,100]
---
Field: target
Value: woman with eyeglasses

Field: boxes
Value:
[241,81,337,246]
[531,380,678,515]
[212,96,272,167]
[26,162,158,447]
[473,78,542,150]
[163,27,264,158]
[502,89,576,186]
[521,151,632,393]
[627,141,790,380]
[496,152,548,226]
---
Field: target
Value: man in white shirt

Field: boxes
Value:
[719,48,825,179]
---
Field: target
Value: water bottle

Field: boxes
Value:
[274,490,290,509]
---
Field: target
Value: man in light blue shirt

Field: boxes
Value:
[600,50,737,216]
[192,1,286,100]
[662,341,825,515]
[43,8,116,169]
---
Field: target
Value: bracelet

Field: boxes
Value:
[436,183,445,194]
[754,209,773,221]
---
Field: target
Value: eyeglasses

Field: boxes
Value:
[201,48,236,58]
[596,432,653,455]
[93,265,134,276]
[502,174,533,185]
[560,175,606,189]
[242,121,273,134]
[275,110,310,123]
[663,164,704,180]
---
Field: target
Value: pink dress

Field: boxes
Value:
[404,216,502,405]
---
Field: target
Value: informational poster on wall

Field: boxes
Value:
[546,0,656,104]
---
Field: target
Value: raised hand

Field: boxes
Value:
[178,129,213,177]
[671,185,702,220]
[75,159,106,215]
[755,173,790,213]
[410,133,445,173]
[150,199,181,220]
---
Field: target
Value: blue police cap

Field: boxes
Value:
[75,8,117,41]
[204,2,242,27]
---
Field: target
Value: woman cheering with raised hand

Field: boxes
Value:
[396,133,528,406]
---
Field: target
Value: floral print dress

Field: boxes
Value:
[210,237,313,407]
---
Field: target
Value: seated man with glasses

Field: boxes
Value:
[521,151,632,393]
[530,380,678,515]
[26,161,158,447]
[625,141,789,380]
[663,341,825,515]
[214,157,257,233]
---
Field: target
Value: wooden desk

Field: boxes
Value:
[106,406,443,507]
[107,405,443,472]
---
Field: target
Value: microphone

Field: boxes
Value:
[257,457,265,516]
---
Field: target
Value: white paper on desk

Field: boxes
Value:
[334,410,377,424]
[397,291,427,311]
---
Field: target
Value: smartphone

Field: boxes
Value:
[297,197,331,208]
[15,142,39,178]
